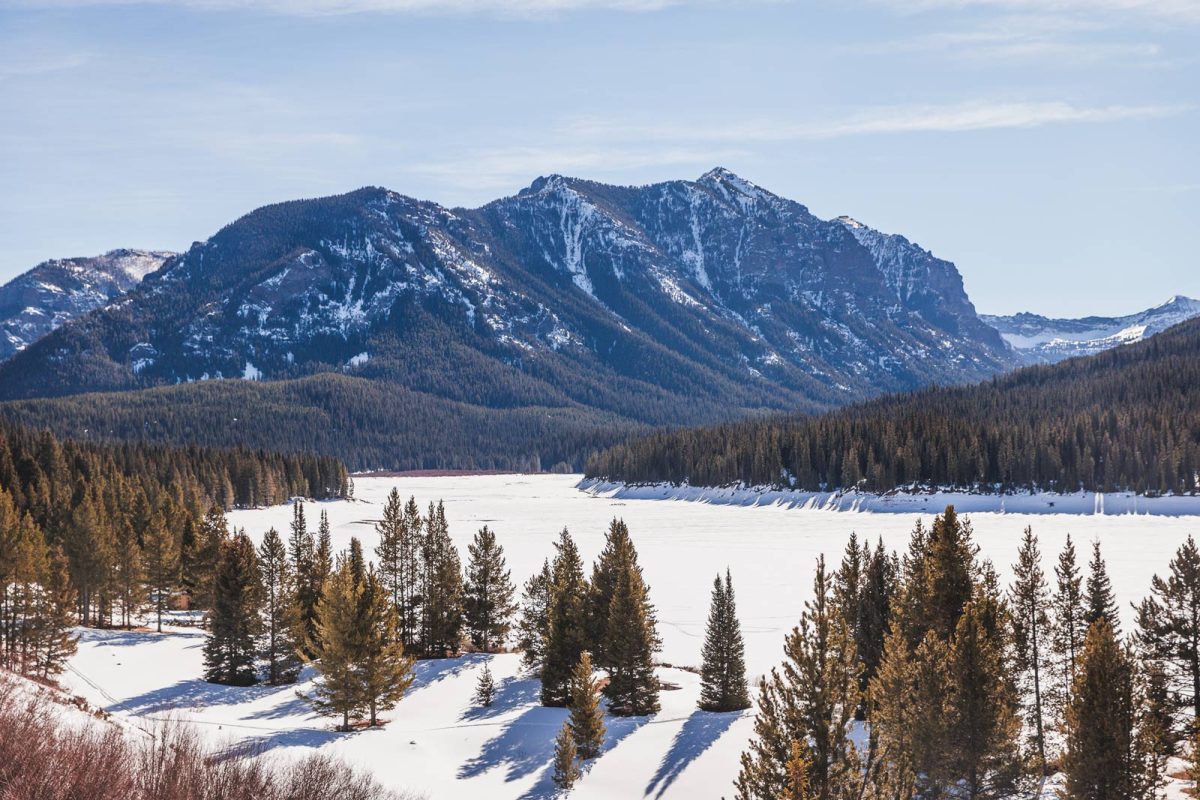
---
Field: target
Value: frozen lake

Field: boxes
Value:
[58,473,1200,800]
[229,473,1200,682]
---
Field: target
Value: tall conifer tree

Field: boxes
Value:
[464,525,517,652]
[603,560,661,716]
[421,501,463,656]
[567,650,606,760]
[1052,534,1087,713]
[518,558,552,670]
[1084,541,1120,634]
[142,507,179,633]
[1009,526,1050,772]
[542,528,589,706]
[699,569,751,712]
[203,532,262,686]
[258,527,302,685]
[358,566,415,726]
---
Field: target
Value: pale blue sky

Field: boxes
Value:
[1,0,1196,316]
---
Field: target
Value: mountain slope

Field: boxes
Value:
[0,249,173,362]
[0,170,1020,469]
[981,295,1200,363]
[586,316,1200,495]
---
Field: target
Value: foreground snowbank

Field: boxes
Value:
[579,479,1200,516]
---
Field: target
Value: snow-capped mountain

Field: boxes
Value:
[981,295,1200,364]
[0,170,1017,427]
[0,249,174,362]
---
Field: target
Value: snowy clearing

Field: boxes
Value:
[60,474,1200,799]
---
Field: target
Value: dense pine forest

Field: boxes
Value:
[0,372,638,472]
[587,317,1200,495]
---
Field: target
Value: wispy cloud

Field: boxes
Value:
[873,0,1200,24]
[566,101,1186,143]
[7,0,689,14]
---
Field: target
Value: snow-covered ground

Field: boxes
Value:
[60,474,1200,799]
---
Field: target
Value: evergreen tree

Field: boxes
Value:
[349,537,366,587]
[142,507,179,633]
[310,555,365,730]
[375,488,404,619]
[568,650,607,760]
[518,558,552,671]
[1062,619,1140,800]
[855,538,895,714]
[542,528,590,706]
[945,598,1023,798]
[32,545,78,679]
[203,532,262,686]
[602,561,661,716]
[736,556,861,800]
[258,527,302,685]
[867,627,922,799]
[398,496,424,651]
[1084,540,1120,634]
[1052,534,1087,714]
[589,518,636,667]
[1009,526,1050,773]
[358,566,415,726]
[421,501,463,656]
[833,531,864,639]
[699,569,751,712]
[552,720,581,791]
[289,501,320,655]
[474,661,496,707]
[111,512,144,628]
[1138,661,1175,799]
[464,525,517,652]
[189,505,227,612]
[1135,534,1200,721]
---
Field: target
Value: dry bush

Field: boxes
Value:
[0,675,422,800]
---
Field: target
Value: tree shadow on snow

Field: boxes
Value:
[460,672,541,722]
[403,654,480,698]
[110,678,289,716]
[459,704,563,784]
[644,710,742,799]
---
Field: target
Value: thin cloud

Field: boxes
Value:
[566,101,1186,143]
[7,0,688,14]
[876,0,1200,23]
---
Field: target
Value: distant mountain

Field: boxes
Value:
[981,295,1200,364]
[586,315,1200,496]
[0,249,173,362]
[0,170,1018,469]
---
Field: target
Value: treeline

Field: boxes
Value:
[0,372,638,472]
[733,505,1200,799]
[587,317,1200,495]
[0,420,347,681]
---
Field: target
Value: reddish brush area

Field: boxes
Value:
[0,675,422,800]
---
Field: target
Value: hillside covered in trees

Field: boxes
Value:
[587,317,1200,495]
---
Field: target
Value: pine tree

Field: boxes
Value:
[736,555,861,800]
[111,512,144,628]
[602,561,661,716]
[142,507,179,633]
[855,538,894,714]
[421,501,463,656]
[517,558,552,671]
[589,518,636,668]
[1084,540,1120,634]
[1052,534,1087,714]
[475,661,496,707]
[32,545,78,679]
[552,720,581,791]
[464,525,517,652]
[1009,526,1050,773]
[1138,660,1175,799]
[398,496,424,651]
[1062,619,1140,799]
[867,628,922,799]
[310,555,365,730]
[945,597,1023,798]
[358,566,415,726]
[542,528,590,706]
[289,501,320,655]
[1136,534,1200,721]
[833,531,864,639]
[258,527,302,685]
[203,532,262,686]
[189,505,227,612]
[699,569,751,712]
[375,488,404,619]
[567,650,606,760]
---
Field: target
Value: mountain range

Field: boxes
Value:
[0,169,1189,470]
[981,295,1200,363]
[0,249,173,362]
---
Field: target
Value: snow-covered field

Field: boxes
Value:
[60,474,1200,799]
